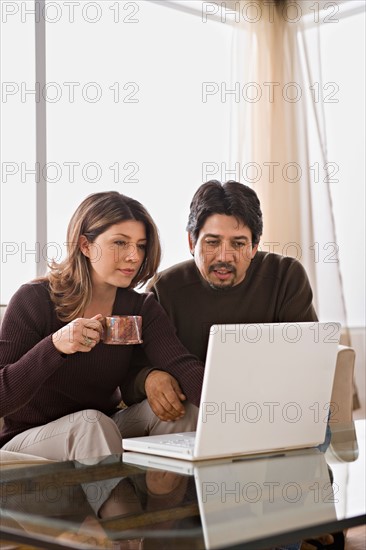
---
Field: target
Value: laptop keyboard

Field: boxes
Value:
[158,436,195,448]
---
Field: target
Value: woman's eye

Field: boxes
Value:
[115,241,127,247]
[138,244,147,251]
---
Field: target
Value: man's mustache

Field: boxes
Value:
[209,262,236,274]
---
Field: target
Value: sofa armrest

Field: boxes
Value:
[329,345,356,424]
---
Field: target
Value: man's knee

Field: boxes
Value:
[113,400,199,438]
[177,402,199,431]
[149,402,199,435]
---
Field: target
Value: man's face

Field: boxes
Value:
[189,214,258,290]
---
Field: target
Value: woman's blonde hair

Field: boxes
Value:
[47,191,161,322]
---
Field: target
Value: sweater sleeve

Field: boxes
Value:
[121,345,154,405]
[277,260,318,322]
[0,284,67,417]
[140,293,204,407]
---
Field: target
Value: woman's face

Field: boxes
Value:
[80,220,147,289]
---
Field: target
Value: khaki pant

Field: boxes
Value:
[2,400,199,460]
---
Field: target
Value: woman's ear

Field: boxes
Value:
[79,235,90,258]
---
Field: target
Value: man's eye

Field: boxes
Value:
[205,240,219,247]
[233,242,246,248]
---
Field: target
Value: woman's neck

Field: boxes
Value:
[83,286,118,318]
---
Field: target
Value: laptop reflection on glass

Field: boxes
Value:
[123,448,337,550]
[123,322,341,461]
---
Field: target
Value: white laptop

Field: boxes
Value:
[123,449,337,549]
[123,322,341,460]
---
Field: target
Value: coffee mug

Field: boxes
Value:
[101,315,143,345]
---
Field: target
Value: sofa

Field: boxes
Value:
[329,345,356,424]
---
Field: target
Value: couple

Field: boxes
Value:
[0,180,317,461]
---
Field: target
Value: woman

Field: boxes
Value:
[0,191,203,460]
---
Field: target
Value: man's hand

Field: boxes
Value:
[145,371,186,421]
[301,534,334,550]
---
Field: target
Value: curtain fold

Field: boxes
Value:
[232,1,316,300]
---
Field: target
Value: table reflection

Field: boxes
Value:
[0,453,199,549]
[0,421,364,550]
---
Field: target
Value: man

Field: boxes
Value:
[150,179,316,361]
[127,180,317,422]
[139,180,337,550]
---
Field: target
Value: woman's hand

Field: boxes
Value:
[52,314,103,355]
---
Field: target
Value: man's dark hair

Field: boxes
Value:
[186,180,263,245]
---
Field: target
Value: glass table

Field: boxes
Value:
[0,420,365,550]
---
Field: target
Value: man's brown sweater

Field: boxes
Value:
[149,253,318,362]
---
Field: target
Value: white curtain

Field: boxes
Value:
[230,0,358,406]
[231,0,349,329]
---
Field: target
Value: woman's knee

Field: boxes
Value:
[65,409,123,459]
[2,409,123,460]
